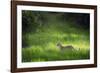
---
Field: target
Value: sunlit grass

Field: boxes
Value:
[22,14,90,62]
[22,30,90,62]
[22,46,89,62]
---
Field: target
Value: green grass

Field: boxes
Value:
[22,13,90,62]
[22,46,89,62]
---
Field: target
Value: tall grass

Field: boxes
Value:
[22,46,89,62]
[22,13,90,62]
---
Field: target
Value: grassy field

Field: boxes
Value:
[22,12,90,62]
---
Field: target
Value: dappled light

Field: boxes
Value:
[22,10,90,62]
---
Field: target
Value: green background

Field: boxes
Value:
[22,10,90,62]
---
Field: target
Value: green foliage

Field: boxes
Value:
[22,11,90,62]
[22,10,48,34]
[22,46,89,62]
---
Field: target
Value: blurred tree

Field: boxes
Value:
[22,10,48,34]
[60,13,90,29]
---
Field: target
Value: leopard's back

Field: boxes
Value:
[57,43,74,50]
